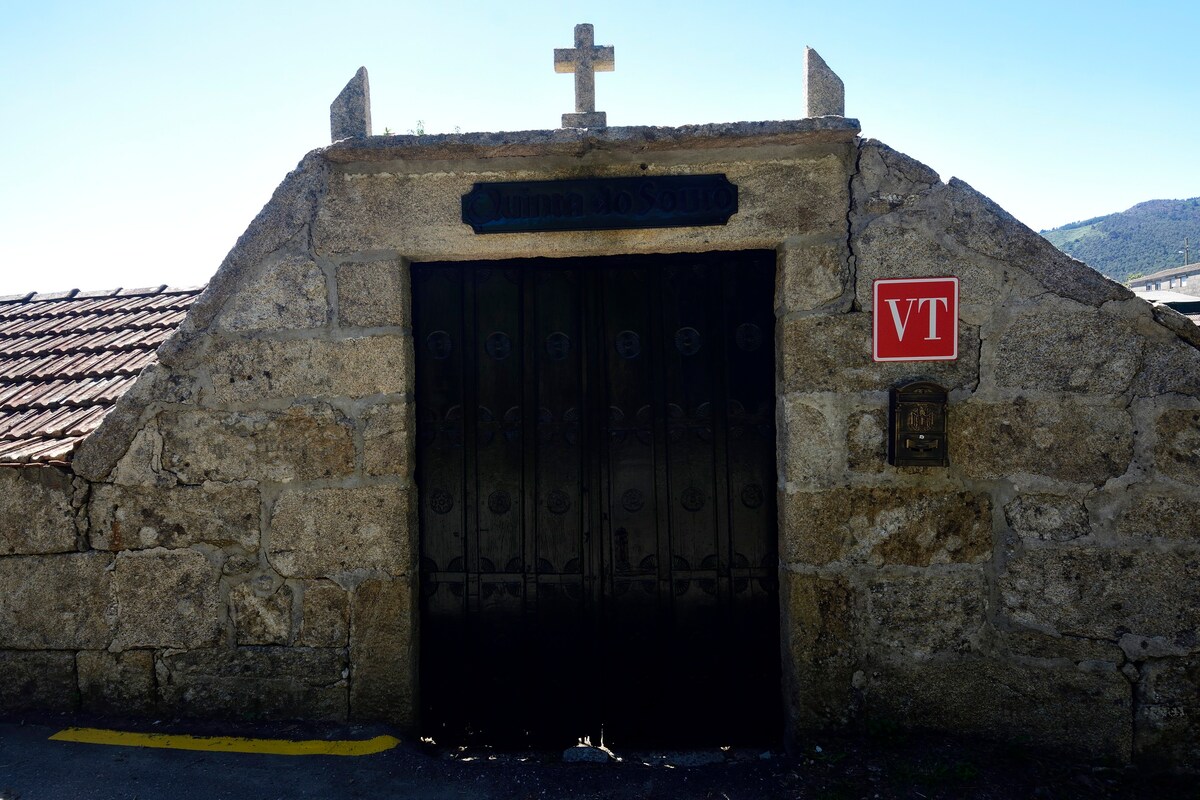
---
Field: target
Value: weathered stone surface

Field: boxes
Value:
[0,466,77,555]
[0,650,76,711]
[113,549,222,649]
[350,580,416,726]
[1113,490,1200,542]
[158,647,348,721]
[846,407,887,474]
[1135,656,1200,771]
[212,250,327,333]
[132,363,203,404]
[269,485,413,579]
[991,305,1142,393]
[736,155,854,238]
[1155,408,1200,485]
[775,240,849,312]
[865,571,987,658]
[999,547,1200,643]
[778,397,839,488]
[781,488,991,567]
[851,141,1129,309]
[73,152,333,485]
[986,625,1123,663]
[314,155,853,259]
[1004,493,1091,542]
[207,335,410,404]
[938,178,1132,308]
[299,580,349,648]
[851,139,940,221]
[330,66,371,141]
[0,553,114,648]
[781,572,856,728]
[222,552,259,577]
[107,425,172,488]
[1152,304,1200,350]
[159,404,355,484]
[1131,336,1200,398]
[323,119,861,165]
[337,259,409,328]
[952,397,1132,484]
[361,403,414,478]
[75,370,203,482]
[862,658,1131,760]
[853,221,1006,310]
[77,650,155,715]
[1119,632,1191,661]
[780,314,979,393]
[156,152,331,360]
[779,493,843,566]
[89,483,259,551]
[803,47,844,117]
[231,581,294,646]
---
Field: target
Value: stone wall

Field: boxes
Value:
[2,121,1197,770]
[113,238,416,724]
[0,241,417,721]
[777,139,1200,770]
[0,466,92,712]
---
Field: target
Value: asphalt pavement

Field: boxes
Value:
[0,716,784,800]
[2,714,1196,799]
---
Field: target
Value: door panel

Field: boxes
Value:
[415,251,778,747]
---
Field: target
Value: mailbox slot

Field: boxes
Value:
[889,381,949,467]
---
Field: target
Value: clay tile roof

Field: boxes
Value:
[0,285,204,465]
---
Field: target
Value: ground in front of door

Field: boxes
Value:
[1,716,1193,799]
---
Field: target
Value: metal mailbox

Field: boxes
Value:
[889,381,949,467]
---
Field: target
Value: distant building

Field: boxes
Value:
[1130,263,1200,298]
[1130,266,1200,323]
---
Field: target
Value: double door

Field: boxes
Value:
[414,250,778,746]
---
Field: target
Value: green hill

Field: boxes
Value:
[1040,198,1200,282]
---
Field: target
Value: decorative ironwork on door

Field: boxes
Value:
[414,251,778,746]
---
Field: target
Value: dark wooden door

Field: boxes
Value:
[414,251,778,747]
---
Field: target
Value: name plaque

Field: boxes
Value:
[461,174,738,234]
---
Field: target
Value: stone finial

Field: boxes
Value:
[803,47,844,118]
[554,23,615,128]
[330,67,372,141]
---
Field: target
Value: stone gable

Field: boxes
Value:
[0,118,1197,770]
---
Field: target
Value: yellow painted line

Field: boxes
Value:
[49,727,400,757]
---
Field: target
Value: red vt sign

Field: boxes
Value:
[873,277,959,362]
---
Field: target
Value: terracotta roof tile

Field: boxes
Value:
[0,286,203,465]
[0,435,83,463]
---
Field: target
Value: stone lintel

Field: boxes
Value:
[330,67,372,142]
[322,118,861,164]
[804,47,844,118]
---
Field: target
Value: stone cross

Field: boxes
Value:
[554,23,614,128]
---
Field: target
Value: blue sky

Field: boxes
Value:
[1,0,1197,294]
